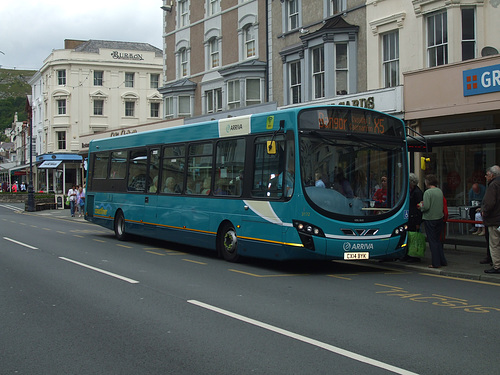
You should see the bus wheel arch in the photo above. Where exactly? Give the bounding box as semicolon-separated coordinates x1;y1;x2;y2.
217;221;240;262
114;209;128;241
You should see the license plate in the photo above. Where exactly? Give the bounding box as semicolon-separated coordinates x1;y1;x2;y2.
344;252;369;260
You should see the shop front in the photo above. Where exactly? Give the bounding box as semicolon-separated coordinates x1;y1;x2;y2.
36;154;83;194
404;55;500;218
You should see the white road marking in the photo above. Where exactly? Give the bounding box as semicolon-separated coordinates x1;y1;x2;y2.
188;300;419;375
59;257;140;284
0;204;23;212
3;237;38;250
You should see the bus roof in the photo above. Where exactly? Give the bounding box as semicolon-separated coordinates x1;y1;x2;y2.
88;106;401;152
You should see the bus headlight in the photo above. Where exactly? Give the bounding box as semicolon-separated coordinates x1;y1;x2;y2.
293;220;325;237
393;224;408;236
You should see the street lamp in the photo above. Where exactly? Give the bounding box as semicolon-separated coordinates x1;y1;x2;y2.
26;96;35;212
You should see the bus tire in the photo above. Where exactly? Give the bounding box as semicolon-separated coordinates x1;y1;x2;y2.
114;211;128;241
218;222;240;262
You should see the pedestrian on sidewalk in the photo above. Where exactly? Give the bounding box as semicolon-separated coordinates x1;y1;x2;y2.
419;174;447;268
481;165;500;274
403;173;423;263
67;185;77;217
468;183;486;234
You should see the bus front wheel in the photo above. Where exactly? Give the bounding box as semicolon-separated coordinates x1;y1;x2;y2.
218;223;240;262
114;211;127;241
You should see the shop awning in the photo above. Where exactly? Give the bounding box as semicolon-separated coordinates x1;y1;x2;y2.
8;163;30;172
38;160;62;169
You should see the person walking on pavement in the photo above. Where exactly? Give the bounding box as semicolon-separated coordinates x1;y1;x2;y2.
481;165;500;273
419;174;447;268
67;185;77;217
403;173;423;263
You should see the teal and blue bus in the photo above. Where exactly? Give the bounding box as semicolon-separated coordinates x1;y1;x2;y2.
85;106;409;262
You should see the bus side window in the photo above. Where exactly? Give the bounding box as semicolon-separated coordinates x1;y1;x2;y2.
215;139;245;197
109;151;127;179
148;148;160;193
162;145;185;195
93;152;109;179
128;149;148;192
188;142;213;196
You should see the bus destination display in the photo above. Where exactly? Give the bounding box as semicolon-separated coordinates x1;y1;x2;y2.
299;108;402;136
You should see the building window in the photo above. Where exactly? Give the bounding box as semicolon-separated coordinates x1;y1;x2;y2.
209;38;219;69
427;11;448;67
227;80;241;109
288;0;299;30
246;79;261;106
57;99;66;115
94;100;104;115
150;102;160;117
208;0;219;16
57;70;66;85
335;44;348;94
179;0;189;27
206;88;222;113
331;0;346;15
165;97;174;118
179;96;191;117
244;25;256;59
94;71;103;86
382;31;399;88
290;61;302;104
312;46;325;99
57;131;66;150
461;8;475;61
125;101;135;117
125;72;135;88
180;48;188;77
150;74;160;89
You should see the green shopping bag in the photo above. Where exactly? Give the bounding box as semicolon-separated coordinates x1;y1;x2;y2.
407;231;426;258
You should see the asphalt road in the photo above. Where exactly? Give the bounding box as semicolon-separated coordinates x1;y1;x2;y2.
1;205;499;374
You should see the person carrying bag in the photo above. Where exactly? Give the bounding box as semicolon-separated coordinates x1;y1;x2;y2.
405;173;425;261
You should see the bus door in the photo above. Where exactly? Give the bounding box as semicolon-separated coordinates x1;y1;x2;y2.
144;148;161;237
126;148;149;235
241;135;296;257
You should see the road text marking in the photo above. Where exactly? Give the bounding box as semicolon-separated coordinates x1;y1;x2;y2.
376;283;500;313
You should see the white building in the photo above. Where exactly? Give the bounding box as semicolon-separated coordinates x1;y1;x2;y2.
28;39;164;193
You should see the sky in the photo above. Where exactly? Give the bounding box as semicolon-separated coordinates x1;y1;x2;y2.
0;1;163;71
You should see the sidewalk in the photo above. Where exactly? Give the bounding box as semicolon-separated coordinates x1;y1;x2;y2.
371;242;500;284
17;205;500;284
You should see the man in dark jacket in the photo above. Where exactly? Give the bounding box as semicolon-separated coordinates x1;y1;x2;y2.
403;173;423;262
481;165;500;273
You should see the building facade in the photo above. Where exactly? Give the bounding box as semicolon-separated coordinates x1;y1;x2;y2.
364;0;500;207
28;39;164;193
159;0;273;120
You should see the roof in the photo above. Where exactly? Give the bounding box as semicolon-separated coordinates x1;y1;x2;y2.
73;39;162;57
302;16;359;43
320;16;357;31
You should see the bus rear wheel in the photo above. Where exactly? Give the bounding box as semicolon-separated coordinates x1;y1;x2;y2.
219;223;240;262
114;211;127;241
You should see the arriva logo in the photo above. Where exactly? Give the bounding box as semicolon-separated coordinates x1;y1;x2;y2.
343;242;374;251
226;123;243;133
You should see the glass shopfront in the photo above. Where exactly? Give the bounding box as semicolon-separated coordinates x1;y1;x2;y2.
422;142;499;207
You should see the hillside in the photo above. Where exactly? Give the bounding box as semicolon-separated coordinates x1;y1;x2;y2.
0;68;36;138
